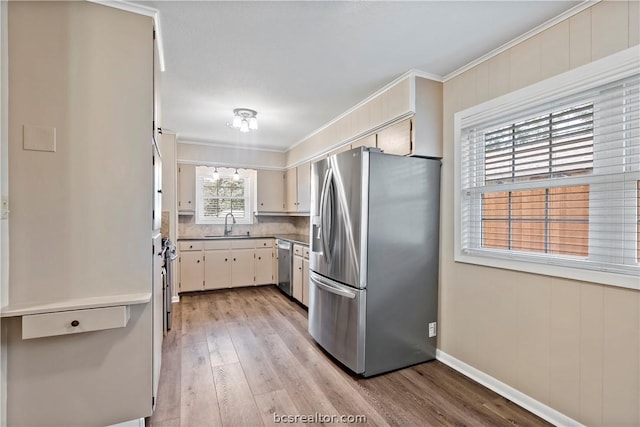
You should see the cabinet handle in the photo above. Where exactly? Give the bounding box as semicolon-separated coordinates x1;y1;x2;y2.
71;320;80;327
189;245;193;249
233;258;236;261
258;256;261;260
188;201;192;204
225;258;228;262
197;260;200;263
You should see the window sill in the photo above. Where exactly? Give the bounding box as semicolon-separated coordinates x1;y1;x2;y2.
454;252;639;291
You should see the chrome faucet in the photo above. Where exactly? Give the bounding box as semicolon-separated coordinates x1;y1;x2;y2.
224;213;236;236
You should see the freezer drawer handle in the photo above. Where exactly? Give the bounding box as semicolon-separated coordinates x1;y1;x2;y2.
310;272;356;299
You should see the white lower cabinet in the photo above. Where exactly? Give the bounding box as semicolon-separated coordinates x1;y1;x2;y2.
204;249;231;290
292;243;310;307
292;254;303;302
302;258;309;307
255;247;274;285
179;250;204;292
179;238;275;292
231;249;255;287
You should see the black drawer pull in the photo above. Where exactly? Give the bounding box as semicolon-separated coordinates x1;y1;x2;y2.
71;320;80;327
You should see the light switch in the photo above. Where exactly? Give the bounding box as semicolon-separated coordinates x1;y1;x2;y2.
23;125;56;152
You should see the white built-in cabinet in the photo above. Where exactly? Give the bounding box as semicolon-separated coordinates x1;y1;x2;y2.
178;239;275;292
304;74;442;160
177;163;196;215
291;244;310;307
256;170;286;212
285;163;311;213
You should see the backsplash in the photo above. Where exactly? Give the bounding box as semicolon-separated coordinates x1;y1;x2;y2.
179;214;309;238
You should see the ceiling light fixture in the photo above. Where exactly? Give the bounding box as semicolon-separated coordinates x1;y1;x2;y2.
228;108;258;132
233;169;240;181
212;167;220;181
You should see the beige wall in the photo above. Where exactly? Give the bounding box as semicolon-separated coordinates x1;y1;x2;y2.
439;2;640;426
6;2;155;424
178;140;286;170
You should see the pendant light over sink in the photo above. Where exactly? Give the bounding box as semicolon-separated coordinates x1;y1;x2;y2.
228;108;258;133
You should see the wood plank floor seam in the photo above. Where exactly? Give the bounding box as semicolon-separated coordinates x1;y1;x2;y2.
149;286;551;427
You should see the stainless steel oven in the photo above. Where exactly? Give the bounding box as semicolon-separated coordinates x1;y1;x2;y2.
276;239;292;296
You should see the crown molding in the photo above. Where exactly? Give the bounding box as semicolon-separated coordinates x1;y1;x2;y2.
87;0;165;72
442;0;599;82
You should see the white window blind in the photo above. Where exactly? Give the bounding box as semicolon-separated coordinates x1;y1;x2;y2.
460;73;640;280
195;166;254;225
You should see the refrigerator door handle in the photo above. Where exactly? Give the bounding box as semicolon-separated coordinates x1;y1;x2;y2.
310;271;356;299
319;168;333;262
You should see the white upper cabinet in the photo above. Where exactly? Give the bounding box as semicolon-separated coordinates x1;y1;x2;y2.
256;169;285;212
177;163;196;214
284;163;311;213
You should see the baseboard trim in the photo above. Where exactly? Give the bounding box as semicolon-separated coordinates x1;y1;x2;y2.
435;350;584;427
171;295;180;303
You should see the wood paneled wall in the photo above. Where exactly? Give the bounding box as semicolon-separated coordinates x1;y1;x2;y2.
440;2;640;426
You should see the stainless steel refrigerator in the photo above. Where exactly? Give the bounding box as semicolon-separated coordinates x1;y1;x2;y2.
308;147;440;377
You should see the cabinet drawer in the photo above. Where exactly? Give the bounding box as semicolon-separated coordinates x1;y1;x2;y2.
303;247;309;259
231;240;256;249
254;238;273;248
22;306;130;340
204;240;231;250
179;241;203;251
293;244;303;257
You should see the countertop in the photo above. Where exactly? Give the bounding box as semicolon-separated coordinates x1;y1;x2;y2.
177;233;310;245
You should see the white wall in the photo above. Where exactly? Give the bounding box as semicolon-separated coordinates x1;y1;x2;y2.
439;2;639;426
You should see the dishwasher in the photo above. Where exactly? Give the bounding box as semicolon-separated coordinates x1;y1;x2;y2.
276;239;292;296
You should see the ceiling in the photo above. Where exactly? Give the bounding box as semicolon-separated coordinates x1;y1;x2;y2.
140;1;582;151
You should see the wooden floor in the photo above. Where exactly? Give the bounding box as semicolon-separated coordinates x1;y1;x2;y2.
148;286;550;427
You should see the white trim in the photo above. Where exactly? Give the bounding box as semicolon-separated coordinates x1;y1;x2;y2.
409;68;443;83
87;0;165;72
443;0;599;82
436;350;585;427
171;295;180;304
178;138;286;153
454;47;640;291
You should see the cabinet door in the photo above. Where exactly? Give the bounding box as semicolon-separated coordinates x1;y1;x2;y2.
292;255;303;302
377;119;412;156
231;249;255;288
204;249;231;290
179;250;203;292
255;248;273;285
178;164;196;212
256;170;285;212
296;162;311;212
301;258;309;307
285;168;297;212
351;134;376;150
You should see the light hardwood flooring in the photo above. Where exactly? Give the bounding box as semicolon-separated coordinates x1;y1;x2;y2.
148;286;550;426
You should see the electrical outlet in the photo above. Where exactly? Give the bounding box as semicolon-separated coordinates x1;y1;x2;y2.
428;322;437;338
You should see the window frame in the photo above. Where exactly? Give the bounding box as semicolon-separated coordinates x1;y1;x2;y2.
195;166;254;225
454;47;640;290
